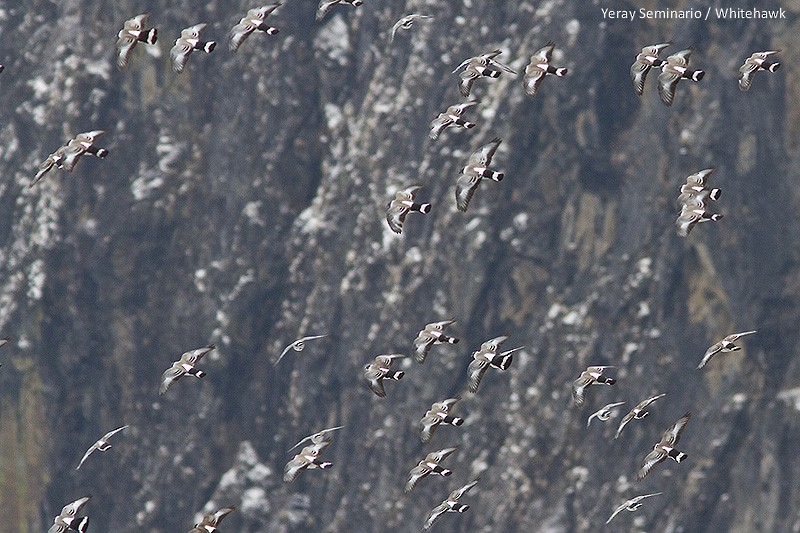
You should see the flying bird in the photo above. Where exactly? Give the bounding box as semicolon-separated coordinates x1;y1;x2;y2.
419;397;464;443
676;208;723;237
586;401;626;428
76;425;129;469
606;493;663;524
390;14;432;42
189;506;236;533
48;495;91;533
523;41;568;97
31;131;108;188
467;336;522;393
274;334;328;365
412;319;459;363
116;13;158;70
284;443;333;482
637;412;691;480
452;49;516;97
405;447;458;493
572;365;616;406
423;478;479;530
429;99;479;140
456;137;504;212
159;344;215;395
614;393;666;439
698;330;757;369
739;50;781;91
287;425;343;452
630;42;671;95
229;4;281;52
386;185;431;234
171;23;217;73
364;354;405;397
658;48;704;106
316;0;362;21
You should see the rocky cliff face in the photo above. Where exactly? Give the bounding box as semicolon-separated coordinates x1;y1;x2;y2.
1;0;799;531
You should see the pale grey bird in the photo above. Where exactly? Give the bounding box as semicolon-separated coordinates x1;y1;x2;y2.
386;185;431;234
274;334;328;365
606;493;663;524
229;4;281;52
739;50;780;91
637;412;691;480
587;401;626;428
429;99;479;140
572;365;616;406
467;336;522;393
419;397;464;443
316;0;362;21
523;41;568;97
658;48;704;106
456;137;504;212
48;495;91;533
423;478;479;530
76;425;129;469
614;393;666;439
405;447;458;493
284;443;333;482
452;49;517;97
171;23;217;73
630;42;671;95
159;344;215;395
412;319;459;363
390;14;432;42
287;425;343;452
364;354;405;397
189;506;236;533
0;336;9;349
116;13;158;70
697;330;757;369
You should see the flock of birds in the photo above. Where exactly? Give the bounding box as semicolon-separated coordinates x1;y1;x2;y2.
0;1;781;531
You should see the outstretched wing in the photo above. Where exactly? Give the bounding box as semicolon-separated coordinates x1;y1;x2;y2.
423;501;450;530
159;364;184;395
467;137;502;167
455;173;481;212
467;357;488;392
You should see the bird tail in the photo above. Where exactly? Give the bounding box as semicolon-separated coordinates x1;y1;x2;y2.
142;28;158;44
76;517;90;533
412;202;432;214
203;41;217;53
266;27;280;35
767;61;780;72
453;118;474;129
689;69;705;81
441;335;459;344
387;370;404;380
189;368;206;378
452;504;470;513
669;449;688;462
548;66;568;76
596;376;615;385
491;352;514;370
432;466;451;475
443;415;464;426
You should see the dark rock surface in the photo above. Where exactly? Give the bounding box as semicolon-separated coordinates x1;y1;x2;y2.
0;1;799;532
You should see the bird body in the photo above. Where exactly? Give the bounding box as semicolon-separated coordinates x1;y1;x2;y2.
739;50;780;91
171;23;216;73
658;48;704;106
456;137;503;212
76;425;129;469
412;319;459;363
606;493;662;524
386;185;431;234
630;42;671;95
452;49;516;97
615;393;666;438
572;365;616;406
698;330;757;368
423;478;479;529
523;41;568;97
637;412;691;480
405;447;458;493
116;13;157;70
229;4;281;52
364;354;405;397
159;344;215;395
429;100;478;140
274;334;327;365
467;336;521;393
419;397;463;443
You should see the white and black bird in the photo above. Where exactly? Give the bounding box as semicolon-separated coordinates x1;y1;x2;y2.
429;99;479;140
606;493;663;524
658;48;704;106
189;506;236;533
386;185;431;234
637;412;691;480
412;319;459;363
523;41;568;97
31;131;108;188
116;13;157;70
456;137;504;212
697;330;757;369
390;14;432;42
423;478;479;530
316;0;362;21
739;50;781;91
287;425;343;453
614;393;666;439
274;334;328;365
48;495;91;533
171;23;216;73
676;168;721;210
630;42;671;95
419;397;464;443
676;208;723;237
572;365;616;406
452;49;516;97
159;344;215;395
284;442;333;482
364;354;405;397
76;425;129;469
229;4;281;52
467;336;522;393
587;401;626;428
405;447;458;493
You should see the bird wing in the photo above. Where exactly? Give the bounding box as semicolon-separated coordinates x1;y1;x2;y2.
479;335;507;352
390;19;405;42
430;447;458;462
468;137;502;166
413;333;435;363
490;57;517;74
396;185;421;201
423;502;450;530
455;173;481;212
451;99;479;115
533;42;555;63
449;478;479;500
614;412;634;439
274;343;295;365
428;114;452;140
630;60;651;96
419;413;441;443
228;21;254;52
459;67;479;97
572;374;592;406
523;66;546;97
697;342;723;368
606;501;628;524
283;454;310;482
170;40;194;73
125;13;149;31
76;443;98;470
115;32;138;70
182;23;208;39
662;412;691;446
316;0;339;20
159;364;184;395
364;367;386;397
386;202;408;234
668;48;693;67
405;464;431;492
467;357;489;393
637;447;667;480
374;354;403;366
727;330;757;341
59;495;91;518
181;344;215;364
102;424;129;440
657;69;680;106
201;506;235;526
